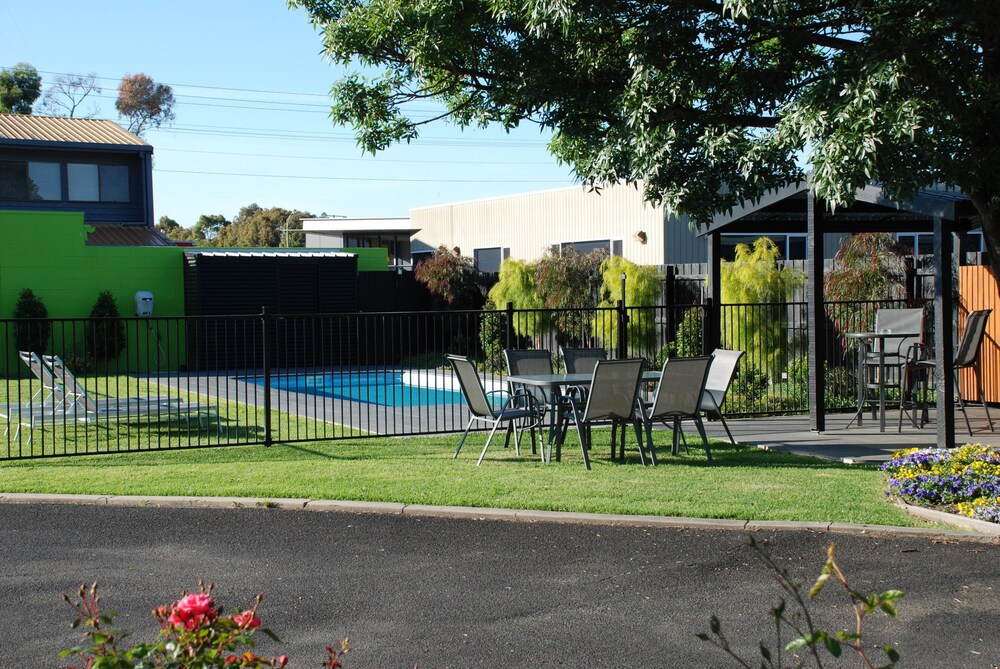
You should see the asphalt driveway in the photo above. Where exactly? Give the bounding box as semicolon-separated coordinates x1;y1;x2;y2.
2;502;999;668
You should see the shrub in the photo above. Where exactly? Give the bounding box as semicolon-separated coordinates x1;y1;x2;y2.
720;237;805;380
12;288;51;354
592;256;662;356
414;246;484;309
85;290;127;363
478;299;506;373
62;581;349;668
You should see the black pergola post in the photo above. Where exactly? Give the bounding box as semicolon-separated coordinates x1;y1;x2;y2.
705;231;722;354
933;215;957;449
806;193;826;431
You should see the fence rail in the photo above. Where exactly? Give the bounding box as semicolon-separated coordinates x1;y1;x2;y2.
0;299;929;460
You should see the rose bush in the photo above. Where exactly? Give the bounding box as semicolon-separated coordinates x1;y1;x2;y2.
62;582;348;669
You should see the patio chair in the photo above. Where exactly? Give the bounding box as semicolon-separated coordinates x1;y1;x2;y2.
902;309;994;435
561;347;607;375
504;349;574;453
862;307;924;420
448;354;541;465
563;358;646;469
699;349;744;445
643;356;714;464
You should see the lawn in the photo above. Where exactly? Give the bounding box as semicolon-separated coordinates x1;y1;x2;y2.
0;427;921;527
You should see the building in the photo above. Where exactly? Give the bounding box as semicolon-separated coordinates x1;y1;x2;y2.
0;114;169;245
302;217;417;269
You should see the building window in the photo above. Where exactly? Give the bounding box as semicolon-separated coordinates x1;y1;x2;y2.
67;163;129;202
474;247;508;273
897;231;984;255
720;234;807;261
0;160;61;201
558;239;621;256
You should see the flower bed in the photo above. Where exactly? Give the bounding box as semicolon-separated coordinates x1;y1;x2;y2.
882;444;1000;523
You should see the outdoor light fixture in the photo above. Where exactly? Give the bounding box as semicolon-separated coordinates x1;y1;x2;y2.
633;231;647;244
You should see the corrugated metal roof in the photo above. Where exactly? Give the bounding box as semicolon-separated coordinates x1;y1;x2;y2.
184;249;357;258
86;226;174;246
0;114;150;147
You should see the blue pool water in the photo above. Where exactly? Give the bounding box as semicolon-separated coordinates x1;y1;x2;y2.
264;371;465;407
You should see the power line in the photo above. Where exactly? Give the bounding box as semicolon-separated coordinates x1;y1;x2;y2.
160;147;555;166
155;168;572;184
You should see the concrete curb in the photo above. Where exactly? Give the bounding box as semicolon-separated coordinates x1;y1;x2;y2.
1;492;997;543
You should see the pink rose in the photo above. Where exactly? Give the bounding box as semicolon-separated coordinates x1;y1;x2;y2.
233;610;262;629
168;592;217;630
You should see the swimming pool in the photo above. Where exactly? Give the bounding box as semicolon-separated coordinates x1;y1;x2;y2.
263;371;466;407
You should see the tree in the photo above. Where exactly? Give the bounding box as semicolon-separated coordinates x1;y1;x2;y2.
291;0;1000;282
0;62;41;114
824;232;911;346
214;205;310;248
192;214;230;242
593;256;662;356
38;72;102;118
12;288;50;354
116;73;175;136
721;238;805;380
414;245;485;309
156;215;195;242
86;291;126;364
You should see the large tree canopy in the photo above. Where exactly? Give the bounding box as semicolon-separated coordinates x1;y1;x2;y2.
290;0;1000;278
0;62;42;114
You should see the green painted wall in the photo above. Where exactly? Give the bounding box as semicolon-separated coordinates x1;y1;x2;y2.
0;211;186;319
331;247;387;272
0;211;187;373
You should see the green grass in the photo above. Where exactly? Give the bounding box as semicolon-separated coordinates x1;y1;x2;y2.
0;427;921;527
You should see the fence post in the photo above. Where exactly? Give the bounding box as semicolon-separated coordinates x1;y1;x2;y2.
505;301;514;350
261;306;273;447
702;297;713;356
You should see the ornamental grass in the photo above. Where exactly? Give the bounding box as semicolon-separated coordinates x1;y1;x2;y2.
882;444;1000;523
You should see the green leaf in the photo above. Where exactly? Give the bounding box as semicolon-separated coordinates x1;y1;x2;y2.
710;615;721;634
823;634;842;657
885;645;900;662
878;600;899;617
785;631;821;651
881;589;905;601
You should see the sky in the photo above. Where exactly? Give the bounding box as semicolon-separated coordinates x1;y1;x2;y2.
0;0;579;227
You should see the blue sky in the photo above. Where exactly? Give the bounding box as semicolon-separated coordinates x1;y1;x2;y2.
0;0;578;226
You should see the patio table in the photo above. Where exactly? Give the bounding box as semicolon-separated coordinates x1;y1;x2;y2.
506;371;661;462
845;331;919;432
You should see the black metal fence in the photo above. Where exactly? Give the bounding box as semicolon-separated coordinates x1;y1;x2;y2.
0;298;926;460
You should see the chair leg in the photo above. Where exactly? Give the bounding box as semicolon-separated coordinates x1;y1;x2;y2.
694;416;712;464
955;369;974;436
503;422;514;450
454;418;475;458
976;366;995;432
477;419;506;466
634;418;656;467
632;419;647;466
573;413;591;470
671;418;681;456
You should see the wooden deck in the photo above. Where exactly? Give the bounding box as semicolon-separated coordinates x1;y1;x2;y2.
701;407;998;464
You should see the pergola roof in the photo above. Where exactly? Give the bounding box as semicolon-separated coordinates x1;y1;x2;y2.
702;181;980;235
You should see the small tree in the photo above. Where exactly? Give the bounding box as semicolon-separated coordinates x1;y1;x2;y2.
720;238;805;380
487;258;548;338
414;246;484;309
0;62;42;114
116;73;176;136
12;288;50;354
86;291;127;364
592;256;662;356
824;233;910;347
533;247;604;341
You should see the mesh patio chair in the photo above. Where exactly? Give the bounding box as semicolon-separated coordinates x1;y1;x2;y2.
448;354;541;465
861;308;925;420
561;347;607;375
903;309;994;435
563;358;646;469
503;349;569;455
643;356;714;464
699;349;744;445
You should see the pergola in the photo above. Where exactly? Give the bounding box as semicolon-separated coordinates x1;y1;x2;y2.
699;181;983;449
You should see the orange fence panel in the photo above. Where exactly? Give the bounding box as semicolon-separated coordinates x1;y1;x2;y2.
959;265;1000;404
